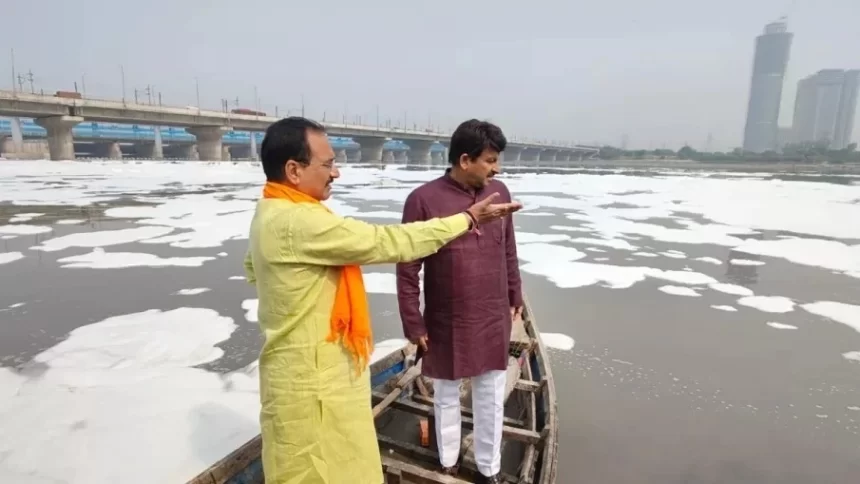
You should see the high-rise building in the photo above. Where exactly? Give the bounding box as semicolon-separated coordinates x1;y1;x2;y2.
741;20;794;153
835;70;859;149
791;69;860;149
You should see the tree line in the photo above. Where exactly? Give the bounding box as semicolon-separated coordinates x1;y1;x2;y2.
597;141;860;164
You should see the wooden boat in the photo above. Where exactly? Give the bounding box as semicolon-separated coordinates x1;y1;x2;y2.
188;294;557;483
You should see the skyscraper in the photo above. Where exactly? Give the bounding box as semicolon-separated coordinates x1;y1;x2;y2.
834;70;859;149
742;20;794;153
791;69;860;149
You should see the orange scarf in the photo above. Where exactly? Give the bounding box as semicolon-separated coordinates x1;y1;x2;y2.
262;181;373;374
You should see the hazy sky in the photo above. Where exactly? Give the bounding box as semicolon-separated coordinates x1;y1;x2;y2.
4;0;859;151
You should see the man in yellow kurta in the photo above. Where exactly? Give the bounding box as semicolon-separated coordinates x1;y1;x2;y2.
243;117;522;484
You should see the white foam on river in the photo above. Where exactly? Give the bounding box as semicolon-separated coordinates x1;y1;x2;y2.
57;249;214;269
2;160;860;481
0;308;254;484
31;226;175;252
0;224;52;235
0;252;24;265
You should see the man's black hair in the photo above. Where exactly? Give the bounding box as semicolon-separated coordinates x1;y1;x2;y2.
447;119;507;165
260;116;326;181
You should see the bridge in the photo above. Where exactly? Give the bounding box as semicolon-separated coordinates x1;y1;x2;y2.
0;118;434;161
0;90;599;164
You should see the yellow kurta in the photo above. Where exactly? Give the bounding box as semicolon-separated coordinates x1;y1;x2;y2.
243;198;469;484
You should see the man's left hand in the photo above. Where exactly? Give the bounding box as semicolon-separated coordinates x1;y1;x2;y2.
510;306;523;321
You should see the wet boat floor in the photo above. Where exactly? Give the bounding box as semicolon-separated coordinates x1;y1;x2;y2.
374;391;528;483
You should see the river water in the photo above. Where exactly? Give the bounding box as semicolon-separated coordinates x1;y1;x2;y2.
1;160;859;483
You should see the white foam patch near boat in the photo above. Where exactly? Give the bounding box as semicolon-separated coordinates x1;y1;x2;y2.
737;296;795;313
0;224;52;235
0;235;16;240
521;260;717;290
660;251;687;259
767;322;798;330
801;301;860;334
105;196;255;249
842;351;860;362
217;252;228;257
352;211;403;220
586;247;607;253
695;257;722;265
241;299;258;323
514;232;570;244
9;213;44;223
633;252;659;258
709;283;754;297
659;285;701;297
570;237;638;251
56;219;86;225
35;308;235;370
31;226;174;252
730;259;766;266
711;305;738;312
176;288;211;296
363;272;398;294
735;238;860;279
0;252;24;265
549;225;593;233
0;307;262;484
371;339;409;363
540;333;575;351
57;249;215;269
228;276;246;281
517;243;587;263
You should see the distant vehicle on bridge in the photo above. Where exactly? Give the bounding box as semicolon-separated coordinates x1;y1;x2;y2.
55;90;82;100
231;108;267;117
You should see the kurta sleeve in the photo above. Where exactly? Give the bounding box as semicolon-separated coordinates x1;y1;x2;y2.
243;248;256;284
284;204;469;266
505;208;523;308
396;191;429;340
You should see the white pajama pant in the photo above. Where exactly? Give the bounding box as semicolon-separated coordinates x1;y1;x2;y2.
433;369;506;477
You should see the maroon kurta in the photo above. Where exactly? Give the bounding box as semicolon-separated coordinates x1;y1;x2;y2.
396;171;523;380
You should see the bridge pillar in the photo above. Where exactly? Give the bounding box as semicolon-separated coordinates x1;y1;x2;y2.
404;140;433;165
187;126;230;161
0;136;13;156
135;141;164;160
96;142;123;160
345;148;361;163
540;149;557;165
520;148;541;166
353;136;387;164
230;145;253;160
34;116;83;161
436;142;450;166
556;151;571;163
249;132;259;161
383;150;396;163
335;149;348;164
431;151;444;165
221;146;232;161
503;147;522;164
395;151;407;163
166;144;198;160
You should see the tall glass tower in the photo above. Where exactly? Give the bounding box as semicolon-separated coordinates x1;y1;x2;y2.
741;20;793;153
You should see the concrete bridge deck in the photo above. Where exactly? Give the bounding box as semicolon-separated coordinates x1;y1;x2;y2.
0;90;598;162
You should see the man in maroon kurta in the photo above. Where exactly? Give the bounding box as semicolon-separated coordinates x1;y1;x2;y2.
396;119;522;484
